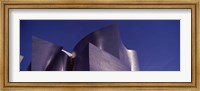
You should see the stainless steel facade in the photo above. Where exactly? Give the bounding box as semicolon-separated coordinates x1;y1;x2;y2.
25;25;138;71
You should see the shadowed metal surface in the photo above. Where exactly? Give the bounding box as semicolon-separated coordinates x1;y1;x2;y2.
45;51;69;71
31;37;69;71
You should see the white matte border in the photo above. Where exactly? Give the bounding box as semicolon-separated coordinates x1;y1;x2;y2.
9;9;191;82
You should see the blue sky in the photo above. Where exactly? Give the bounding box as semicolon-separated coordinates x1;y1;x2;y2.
20;20;180;71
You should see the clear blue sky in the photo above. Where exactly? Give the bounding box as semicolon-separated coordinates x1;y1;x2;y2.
20;20;180;71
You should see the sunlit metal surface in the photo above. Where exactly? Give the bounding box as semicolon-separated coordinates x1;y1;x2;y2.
20;55;23;63
89;43;129;71
127;50;139;71
62;49;72;57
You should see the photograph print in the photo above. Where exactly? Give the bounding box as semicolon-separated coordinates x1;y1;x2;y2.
20;20;180;71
